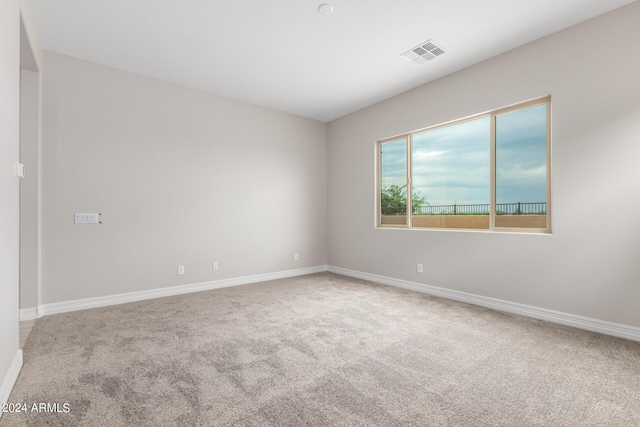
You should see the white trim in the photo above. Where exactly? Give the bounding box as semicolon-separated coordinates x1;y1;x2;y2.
328;266;640;342
0;350;23;415
19;307;39;321
38;266;328;317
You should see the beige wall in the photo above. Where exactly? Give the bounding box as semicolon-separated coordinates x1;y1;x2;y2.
0;0;21;397
328;2;640;327
381;215;547;230
20;69;39;310
411;215;490;230
40;52;328;304
1;0;40;405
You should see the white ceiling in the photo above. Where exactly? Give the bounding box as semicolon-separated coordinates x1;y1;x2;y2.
30;0;635;122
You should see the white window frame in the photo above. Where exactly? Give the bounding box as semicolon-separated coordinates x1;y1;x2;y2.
376;97;552;233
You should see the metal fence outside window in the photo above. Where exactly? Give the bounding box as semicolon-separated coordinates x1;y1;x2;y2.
382;202;546;216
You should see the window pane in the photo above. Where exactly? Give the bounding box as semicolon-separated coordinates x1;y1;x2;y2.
495;104;548;228
380;138;407;225
412;117;490;229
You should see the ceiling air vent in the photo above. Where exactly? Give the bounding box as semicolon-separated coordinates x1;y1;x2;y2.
401;40;446;65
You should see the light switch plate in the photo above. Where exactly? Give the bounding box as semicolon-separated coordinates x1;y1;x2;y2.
75;213;102;224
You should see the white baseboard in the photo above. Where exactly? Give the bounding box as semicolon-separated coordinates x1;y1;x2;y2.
328;266;640;342
19;307;39;321
37;265;329;317
0;350;23;414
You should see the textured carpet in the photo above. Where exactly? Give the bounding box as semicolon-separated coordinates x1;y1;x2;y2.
3;272;640;426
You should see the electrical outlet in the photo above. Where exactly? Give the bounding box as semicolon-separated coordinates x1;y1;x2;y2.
417;263;423;273
177;265;185;275
294;253;299;261
213;261;219;271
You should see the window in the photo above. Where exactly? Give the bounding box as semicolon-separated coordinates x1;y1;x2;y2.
377;97;551;232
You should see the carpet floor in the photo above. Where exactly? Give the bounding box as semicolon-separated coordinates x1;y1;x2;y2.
3;272;640;426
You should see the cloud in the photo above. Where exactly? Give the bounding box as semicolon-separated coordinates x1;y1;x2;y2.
380;103;548;206
380;138;407;187
495;104;547;203
411;117;490;205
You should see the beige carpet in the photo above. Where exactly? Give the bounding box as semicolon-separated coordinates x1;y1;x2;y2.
3;272;640;426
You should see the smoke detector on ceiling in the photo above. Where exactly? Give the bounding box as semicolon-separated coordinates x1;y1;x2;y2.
318;3;334;15
401;40;446;65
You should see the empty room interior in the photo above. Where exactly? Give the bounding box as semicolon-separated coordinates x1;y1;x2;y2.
2;0;640;425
